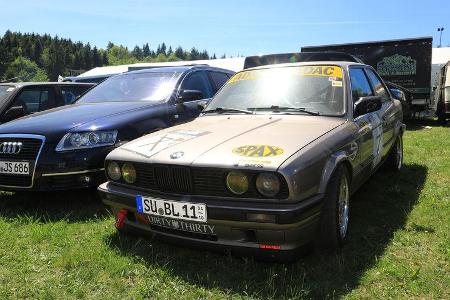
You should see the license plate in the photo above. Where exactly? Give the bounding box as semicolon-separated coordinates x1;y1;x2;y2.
136;195;207;223
0;161;30;175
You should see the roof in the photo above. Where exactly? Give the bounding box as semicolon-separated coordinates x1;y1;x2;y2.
302;36;433;50
242;60;365;71
122;65;234;76
0;82;94;87
77;58;244;78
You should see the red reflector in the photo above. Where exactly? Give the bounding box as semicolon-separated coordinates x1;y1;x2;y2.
259;244;281;250
115;208;127;229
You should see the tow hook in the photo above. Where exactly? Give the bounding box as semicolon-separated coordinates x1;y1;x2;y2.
115;208;127;229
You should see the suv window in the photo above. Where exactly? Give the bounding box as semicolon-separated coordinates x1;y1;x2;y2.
14;87;54;113
180;71;213;100
365;69;390;102
349;68;373;102
208;71;230;92
60;85;91;104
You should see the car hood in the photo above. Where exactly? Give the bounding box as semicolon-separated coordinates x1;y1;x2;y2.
0;101;164;135
112;114;346;170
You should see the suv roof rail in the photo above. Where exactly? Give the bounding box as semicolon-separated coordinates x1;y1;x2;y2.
243;51;363;69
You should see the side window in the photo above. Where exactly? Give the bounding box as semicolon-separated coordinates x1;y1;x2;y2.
13;88;54;113
349;68;373;102
60;86;91;105
208;71;230;93
180;71;213;100
365;69;390;102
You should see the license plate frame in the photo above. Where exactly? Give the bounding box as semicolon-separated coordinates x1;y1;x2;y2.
136;195;207;223
0;161;31;175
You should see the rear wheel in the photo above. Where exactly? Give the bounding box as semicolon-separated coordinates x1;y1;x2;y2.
316;165;350;251
386;135;403;171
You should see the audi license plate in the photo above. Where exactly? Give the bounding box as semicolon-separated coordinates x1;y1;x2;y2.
0;161;30;175
136;195;207;223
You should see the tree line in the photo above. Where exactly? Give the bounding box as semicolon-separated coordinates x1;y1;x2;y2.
0;30;220;81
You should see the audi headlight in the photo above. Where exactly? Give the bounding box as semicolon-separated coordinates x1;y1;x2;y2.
56;130;118;151
256;173;280;197
226;171;249;195
107;161;121;181
121;163;136;184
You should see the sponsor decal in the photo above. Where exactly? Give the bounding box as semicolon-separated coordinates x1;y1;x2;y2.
377;54;417;76
232;145;284;157
145;215;215;235
332;80;343;87
228;66;343;84
123;129;210;158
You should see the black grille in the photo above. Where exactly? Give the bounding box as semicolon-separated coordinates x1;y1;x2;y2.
0;138;42;160
122;163;289;199
0;137;43;188
0;175;32;187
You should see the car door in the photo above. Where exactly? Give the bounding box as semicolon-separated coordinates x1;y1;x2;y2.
175;70;214;122
349;67;380;180
364;68;396;158
207;71;231;93
57;85;93;106
9;86;56;115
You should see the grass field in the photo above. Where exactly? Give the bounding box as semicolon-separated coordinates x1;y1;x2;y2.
0;120;449;299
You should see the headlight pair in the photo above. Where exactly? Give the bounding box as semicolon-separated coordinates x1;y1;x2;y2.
56;130;118;151
107;161;136;184
226;171;281;197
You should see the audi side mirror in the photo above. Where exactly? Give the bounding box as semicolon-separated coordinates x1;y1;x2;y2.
354;96;382;118
178;89;204;103
2;106;25;123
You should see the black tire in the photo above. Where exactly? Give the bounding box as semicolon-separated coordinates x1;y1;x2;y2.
385;134;403;171
316;165;350;252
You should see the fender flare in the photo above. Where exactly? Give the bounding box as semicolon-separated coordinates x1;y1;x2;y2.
318;150;353;194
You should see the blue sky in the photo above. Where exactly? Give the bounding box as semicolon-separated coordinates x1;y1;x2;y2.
1;0;449;56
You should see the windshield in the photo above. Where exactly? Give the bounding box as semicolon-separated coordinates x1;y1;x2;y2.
0;85;15;103
78;71;181;103
207;65;345;116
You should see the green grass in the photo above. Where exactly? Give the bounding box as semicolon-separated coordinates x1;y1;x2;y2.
0;120;449;299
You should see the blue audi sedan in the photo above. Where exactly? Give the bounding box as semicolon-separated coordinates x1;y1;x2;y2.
0;65;233;191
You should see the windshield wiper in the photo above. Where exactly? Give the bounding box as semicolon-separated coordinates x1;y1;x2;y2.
248;105;321;116
202;107;253;114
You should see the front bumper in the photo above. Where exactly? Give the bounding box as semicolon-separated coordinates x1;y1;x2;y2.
99;182;324;256
0;142;113;191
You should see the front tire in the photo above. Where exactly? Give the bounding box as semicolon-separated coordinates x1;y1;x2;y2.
316;165;350;252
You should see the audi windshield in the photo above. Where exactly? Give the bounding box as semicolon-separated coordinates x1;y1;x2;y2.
78;71;182;103
206;65;345;116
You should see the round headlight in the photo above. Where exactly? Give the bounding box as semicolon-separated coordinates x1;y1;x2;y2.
226;171;249;195
122;163;136;184
256;173;280;197
107;161;121;181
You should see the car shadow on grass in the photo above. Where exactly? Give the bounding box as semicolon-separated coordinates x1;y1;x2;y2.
0;189;108;223
105;164;427;299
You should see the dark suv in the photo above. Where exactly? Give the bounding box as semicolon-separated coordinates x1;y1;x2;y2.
0;65;233;191
0;82;94;123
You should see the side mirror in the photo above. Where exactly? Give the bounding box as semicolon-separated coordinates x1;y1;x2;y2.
389;88;406;101
197;99;209;111
354;96;382;118
178;89;203;103
2;105;25;122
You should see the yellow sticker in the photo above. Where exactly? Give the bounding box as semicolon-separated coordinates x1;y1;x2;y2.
228;65;343;84
298;66;343;78
232;145;284;157
227;70;258;84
